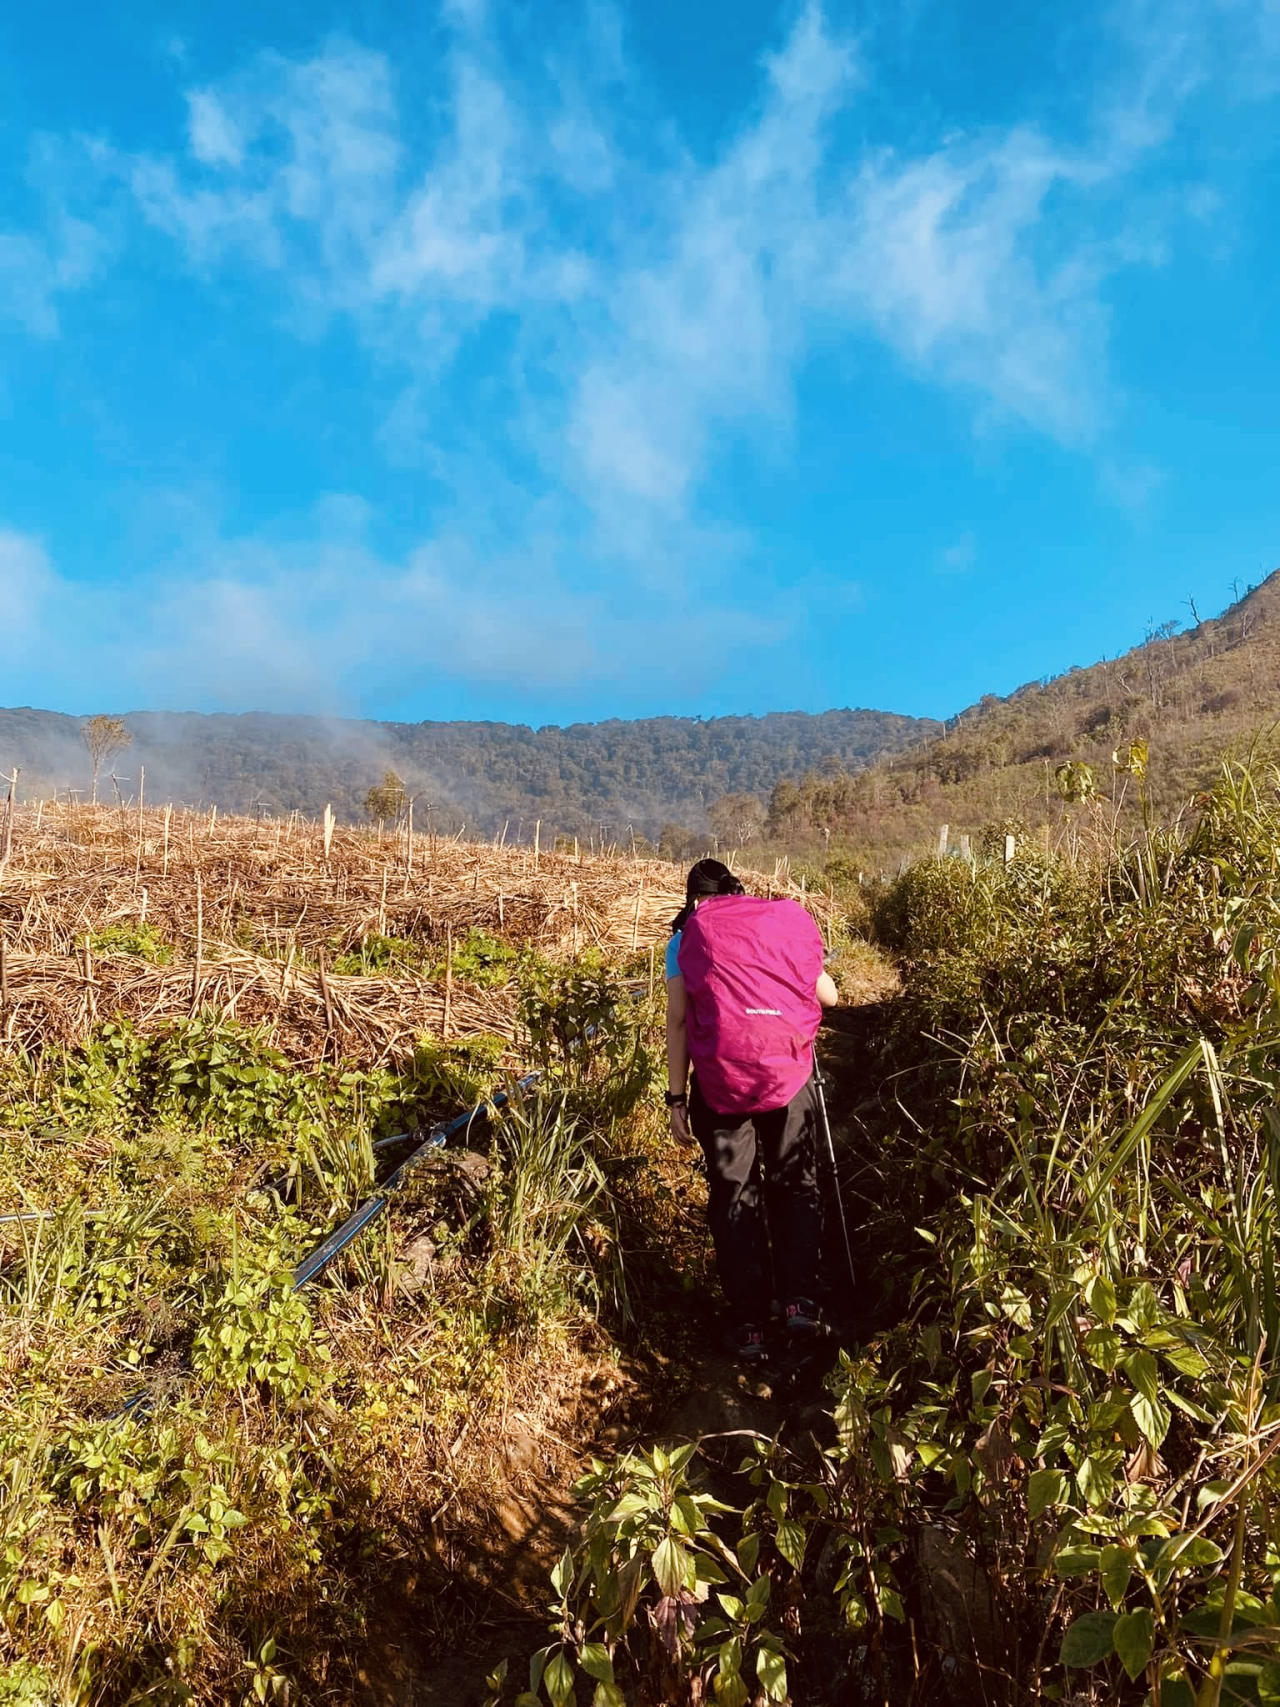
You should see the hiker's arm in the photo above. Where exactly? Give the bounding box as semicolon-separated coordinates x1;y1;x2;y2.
665;975;694;1144
816;971;839;1008
666;974;689;1093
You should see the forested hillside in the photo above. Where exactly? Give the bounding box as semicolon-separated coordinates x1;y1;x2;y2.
764;572;1280;863
0;705;935;840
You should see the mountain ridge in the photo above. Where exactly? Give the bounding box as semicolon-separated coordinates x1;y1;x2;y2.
765;569;1280;860
0;703;938;841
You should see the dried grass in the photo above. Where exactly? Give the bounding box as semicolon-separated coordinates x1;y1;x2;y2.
0;802;835;1064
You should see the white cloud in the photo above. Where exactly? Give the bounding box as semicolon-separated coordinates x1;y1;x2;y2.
105;0;1269;502
0;530;56;629
938;532;976;574
0;209;104;337
7;0;1279;712
0;505;782;715
566;4;860;512
186;91;246;168
1099;457;1165;514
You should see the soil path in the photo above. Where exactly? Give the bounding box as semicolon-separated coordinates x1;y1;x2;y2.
361;957;903;1706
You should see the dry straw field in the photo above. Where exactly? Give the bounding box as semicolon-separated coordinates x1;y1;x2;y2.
0;798;833;1065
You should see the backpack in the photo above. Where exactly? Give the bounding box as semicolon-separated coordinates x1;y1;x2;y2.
678;894;824;1116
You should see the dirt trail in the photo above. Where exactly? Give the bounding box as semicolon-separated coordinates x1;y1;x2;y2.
363;955;904;1706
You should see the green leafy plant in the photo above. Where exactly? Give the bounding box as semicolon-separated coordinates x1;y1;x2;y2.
488;1443;793;1707
89;921;175;964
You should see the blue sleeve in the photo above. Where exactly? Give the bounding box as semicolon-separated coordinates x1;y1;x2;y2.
665;932;682;980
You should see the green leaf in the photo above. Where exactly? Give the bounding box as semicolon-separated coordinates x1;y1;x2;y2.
592;1686;626;1707
776;1519;806;1570
529;1646;551;1696
544;1651;575;1707
756;1645;788;1703
1059;1609;1118;1667
579;1644;613;1685
1153;1533;1224;1574
1131;1389;1171;1450
1258;1660;1280;1705
1113;1609;1153;1682
670;1496;702;1537
746;1574;771;1608
1100;1544;1132;1609
1037;1421;1070;1458
714;1672;749;1707
550;1549;573;1599
651;1536;689;1598
1046;1286;1077;1328
1085;1273;1117;1326
1159;1674;1195;1707
1077;1455;1116;1509
1124;1349;1160;1403
736;1533;761;1576
1084;1328;1123;1372
999;1285;1031;1328
1028;1468;1067;1520
1054;1546;1102;1576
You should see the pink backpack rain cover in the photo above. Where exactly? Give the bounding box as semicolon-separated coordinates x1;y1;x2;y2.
678;894;824;1116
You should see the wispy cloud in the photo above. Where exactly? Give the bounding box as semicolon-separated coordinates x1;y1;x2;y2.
0;210;103;337
6;0;1278;712
937;532;977;574
3;502;785;716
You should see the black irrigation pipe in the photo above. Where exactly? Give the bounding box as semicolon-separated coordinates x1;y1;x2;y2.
289;985;653;1288
290;1070;542;1289
91;987;651;1419
109;1069;546;1421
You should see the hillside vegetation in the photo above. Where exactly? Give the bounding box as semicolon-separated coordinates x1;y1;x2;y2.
0;708;936;844
485;751;1280;1706
9;762;1280;1701
764;573;1280;865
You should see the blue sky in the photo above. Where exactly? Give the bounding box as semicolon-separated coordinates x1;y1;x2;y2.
1;0;1278;726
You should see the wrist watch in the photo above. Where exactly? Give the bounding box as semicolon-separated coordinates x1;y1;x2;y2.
664;1089;687;1107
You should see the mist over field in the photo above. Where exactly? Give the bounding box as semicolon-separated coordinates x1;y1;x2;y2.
0;703;938;839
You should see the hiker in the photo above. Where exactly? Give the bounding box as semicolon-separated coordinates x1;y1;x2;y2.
664;859;839;1362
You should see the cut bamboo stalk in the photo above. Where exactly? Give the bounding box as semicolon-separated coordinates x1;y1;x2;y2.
0;768;17;869
317;949;335;1053
192;871;203;1008
84;934;96;1026
133;766;145;890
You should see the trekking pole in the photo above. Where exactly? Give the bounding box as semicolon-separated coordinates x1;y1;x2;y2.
813;1055;858;1297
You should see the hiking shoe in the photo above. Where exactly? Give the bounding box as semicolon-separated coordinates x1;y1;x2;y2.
733;1323;767;1364
784;1298;822;1337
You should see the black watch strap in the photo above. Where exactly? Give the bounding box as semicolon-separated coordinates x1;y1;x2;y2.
664;1089;687;1107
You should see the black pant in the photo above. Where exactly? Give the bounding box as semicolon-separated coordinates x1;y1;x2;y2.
690;1075;821;1326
